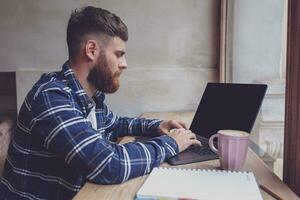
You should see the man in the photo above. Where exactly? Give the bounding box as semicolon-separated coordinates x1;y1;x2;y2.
0;6;201;199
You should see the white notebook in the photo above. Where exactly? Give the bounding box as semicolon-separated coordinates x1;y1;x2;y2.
136;167;263;200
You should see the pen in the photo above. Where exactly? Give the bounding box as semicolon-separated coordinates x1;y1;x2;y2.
259;184;284;200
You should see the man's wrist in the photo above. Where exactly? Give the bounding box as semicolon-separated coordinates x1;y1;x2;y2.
147;119;163;136
157;135;179;157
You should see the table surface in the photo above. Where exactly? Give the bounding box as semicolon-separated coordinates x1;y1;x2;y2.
73;112;299;200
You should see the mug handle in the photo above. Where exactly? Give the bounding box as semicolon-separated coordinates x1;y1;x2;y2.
209;134;219;154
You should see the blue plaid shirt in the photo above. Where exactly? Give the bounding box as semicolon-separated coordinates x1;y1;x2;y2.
0;62;178;200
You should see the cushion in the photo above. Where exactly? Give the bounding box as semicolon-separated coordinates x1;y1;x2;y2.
0;119;13;176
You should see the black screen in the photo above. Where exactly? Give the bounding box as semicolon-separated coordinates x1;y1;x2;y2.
190;83;267;139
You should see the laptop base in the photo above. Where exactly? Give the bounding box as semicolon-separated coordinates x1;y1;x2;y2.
167;150;218;165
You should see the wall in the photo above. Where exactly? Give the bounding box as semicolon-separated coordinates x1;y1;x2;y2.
0;0;219;117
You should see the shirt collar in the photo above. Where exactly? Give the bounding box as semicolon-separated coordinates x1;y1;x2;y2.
61;61;105;112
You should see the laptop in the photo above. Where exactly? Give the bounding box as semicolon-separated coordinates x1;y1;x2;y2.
167;82;267;165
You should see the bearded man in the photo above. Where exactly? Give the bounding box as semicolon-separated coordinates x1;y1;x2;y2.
0;6;200;200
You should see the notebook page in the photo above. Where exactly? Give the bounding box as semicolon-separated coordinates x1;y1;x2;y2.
136;167;263;200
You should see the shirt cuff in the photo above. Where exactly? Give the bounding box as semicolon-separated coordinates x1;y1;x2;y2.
146;119;163;136
151;135;179;159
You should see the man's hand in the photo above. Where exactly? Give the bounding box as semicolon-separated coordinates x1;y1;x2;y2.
168;128;202;152
158;120;188;135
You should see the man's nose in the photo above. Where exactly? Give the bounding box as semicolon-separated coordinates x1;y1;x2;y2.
119;57;127;70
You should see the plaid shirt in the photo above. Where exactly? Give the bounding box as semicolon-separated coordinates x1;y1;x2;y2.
0;62;178;200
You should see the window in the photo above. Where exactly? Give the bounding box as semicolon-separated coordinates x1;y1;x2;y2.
220;0;287;180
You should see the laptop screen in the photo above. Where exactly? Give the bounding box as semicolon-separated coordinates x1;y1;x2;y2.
190;83;267;139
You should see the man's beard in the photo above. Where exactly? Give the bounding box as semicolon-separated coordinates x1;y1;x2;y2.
87;51;120;93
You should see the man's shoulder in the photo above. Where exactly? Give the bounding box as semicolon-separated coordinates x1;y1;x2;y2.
27;72;72;104
18;71;78;121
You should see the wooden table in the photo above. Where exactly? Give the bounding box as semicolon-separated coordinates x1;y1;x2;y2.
74;112;299;200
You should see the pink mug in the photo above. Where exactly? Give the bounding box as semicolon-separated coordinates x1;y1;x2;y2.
209;130;250;171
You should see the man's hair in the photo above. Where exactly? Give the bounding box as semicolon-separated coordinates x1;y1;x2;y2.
67;6;128;59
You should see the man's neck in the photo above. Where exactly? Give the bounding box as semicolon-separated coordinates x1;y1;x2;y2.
69;60;96;98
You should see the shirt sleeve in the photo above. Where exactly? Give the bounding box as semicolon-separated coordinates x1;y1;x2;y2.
30;87;178;184
102;104;163;139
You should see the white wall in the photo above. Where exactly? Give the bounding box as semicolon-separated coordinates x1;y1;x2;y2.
1;0;219;117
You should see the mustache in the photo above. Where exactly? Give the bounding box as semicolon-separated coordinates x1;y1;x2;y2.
114;71;121;77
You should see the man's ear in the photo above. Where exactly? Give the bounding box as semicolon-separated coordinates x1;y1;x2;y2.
85;40;99;61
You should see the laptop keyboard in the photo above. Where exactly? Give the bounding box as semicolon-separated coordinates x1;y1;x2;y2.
188;145;216;155
187;139;217;156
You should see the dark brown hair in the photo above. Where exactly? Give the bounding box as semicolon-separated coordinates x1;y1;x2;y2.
67;6;128;59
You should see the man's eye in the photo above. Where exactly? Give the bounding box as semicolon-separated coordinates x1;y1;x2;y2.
116;52;125;58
